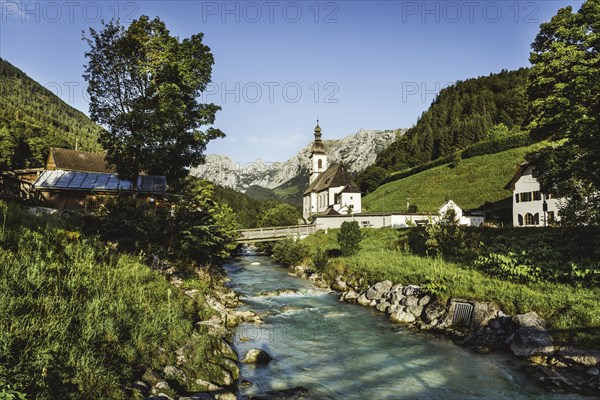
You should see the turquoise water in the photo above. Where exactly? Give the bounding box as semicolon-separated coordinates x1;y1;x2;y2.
225;251;585;400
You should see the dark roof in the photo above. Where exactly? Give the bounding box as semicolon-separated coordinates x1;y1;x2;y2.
304;164;359;195
33;170;167;193
49;148;114;173
504;162;531;190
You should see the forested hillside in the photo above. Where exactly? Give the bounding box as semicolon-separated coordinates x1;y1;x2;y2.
376;68;529;171
0;58;103;170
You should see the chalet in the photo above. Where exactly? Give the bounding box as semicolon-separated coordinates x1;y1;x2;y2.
30;148;167;211
504;162;562;227
302;122;362;221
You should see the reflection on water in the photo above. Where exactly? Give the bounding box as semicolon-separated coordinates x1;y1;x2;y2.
225;252;585;400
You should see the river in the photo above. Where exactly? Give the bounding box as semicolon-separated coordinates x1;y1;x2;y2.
224;250;585;399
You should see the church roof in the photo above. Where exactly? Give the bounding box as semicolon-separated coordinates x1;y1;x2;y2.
304;163;359;195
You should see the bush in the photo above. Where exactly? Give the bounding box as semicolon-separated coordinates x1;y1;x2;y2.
272;238;309;266
337;221;362;256
311;248;329;272
461;131;534;159
424;209;466;257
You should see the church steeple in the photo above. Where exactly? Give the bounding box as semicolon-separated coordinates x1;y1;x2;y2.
311;119;326;155
309;118;327;184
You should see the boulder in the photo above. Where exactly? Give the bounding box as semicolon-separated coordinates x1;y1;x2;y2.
402;285;420;296
241;348;273;364
512;312;546;330
509;327;554;357
357;293;372;306
132;380;150;394
558;349;600;367
376;302;391;313
471;302;501;330
405;296;419;307
408;305;423;318
342;289;359;302
331;277;348;291
390;308;416;324
389;291;405;305
366;280;393;300
418;294;432;307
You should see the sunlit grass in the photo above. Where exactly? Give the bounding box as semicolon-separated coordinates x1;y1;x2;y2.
0;202;216;399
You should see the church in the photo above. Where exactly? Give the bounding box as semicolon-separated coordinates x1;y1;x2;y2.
302;121;362;221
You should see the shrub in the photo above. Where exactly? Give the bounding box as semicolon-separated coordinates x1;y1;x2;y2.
272;238;309;266
424;209;466;257
311;248;329;272
337;221;362;256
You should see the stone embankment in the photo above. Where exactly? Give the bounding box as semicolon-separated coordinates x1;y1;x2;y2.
133;269;261;400
290;265;600;397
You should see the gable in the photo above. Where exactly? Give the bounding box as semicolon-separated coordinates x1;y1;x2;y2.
304;164;359;195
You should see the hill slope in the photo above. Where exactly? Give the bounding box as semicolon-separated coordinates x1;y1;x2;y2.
376;68;529;172
0;58;102;170
363;142;549;214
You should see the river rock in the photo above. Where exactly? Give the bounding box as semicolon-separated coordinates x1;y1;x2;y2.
418;294;432;307
403;285;420;296
509;327;554;357
390;308;416;324
471;302;501;330
389;291;405;305
376;301;391;313
214;392;237;400
408;305;423;317
242;348;273;364
132;380;150;394
332;276;348;291
341;289;359;302
405;296;419;307
558;349;600;367
366;280;393;300
512;312;546;330
357;293;372;306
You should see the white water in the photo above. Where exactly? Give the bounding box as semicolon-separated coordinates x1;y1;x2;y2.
225;252;585;399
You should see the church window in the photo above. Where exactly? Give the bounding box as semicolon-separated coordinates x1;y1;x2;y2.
318;159;322;170
533;191;541;201
518;214;523;226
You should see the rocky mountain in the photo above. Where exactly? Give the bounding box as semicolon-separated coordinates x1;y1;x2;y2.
192;129;402;195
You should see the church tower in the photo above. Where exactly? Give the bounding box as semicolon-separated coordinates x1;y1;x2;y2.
309;120;328;184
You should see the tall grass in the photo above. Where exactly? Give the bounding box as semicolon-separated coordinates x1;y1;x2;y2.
0;202;215;399
303;228;600;348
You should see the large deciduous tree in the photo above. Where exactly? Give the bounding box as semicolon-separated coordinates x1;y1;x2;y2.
83;16;224;190
525;0;600;225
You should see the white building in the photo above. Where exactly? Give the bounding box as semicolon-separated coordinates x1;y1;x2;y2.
505;162;562;227
303;121;362;221
313;200;484;229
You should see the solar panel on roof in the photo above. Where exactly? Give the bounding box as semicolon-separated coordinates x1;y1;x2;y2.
68;173;87;188
81;173;99;189
94;174;110;189
56;171;77;188
42;171;63;187
105;175;120;190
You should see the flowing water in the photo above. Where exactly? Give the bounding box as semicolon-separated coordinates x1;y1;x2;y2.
225;251;585;400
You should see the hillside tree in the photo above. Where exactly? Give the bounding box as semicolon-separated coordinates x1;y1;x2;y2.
525;0;600;225
83;16;223;190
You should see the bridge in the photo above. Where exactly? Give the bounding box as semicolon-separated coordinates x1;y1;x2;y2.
236;224;320;243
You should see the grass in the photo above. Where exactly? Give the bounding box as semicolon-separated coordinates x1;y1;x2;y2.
363;142;549;212
0;201;219;399
302;228;600;349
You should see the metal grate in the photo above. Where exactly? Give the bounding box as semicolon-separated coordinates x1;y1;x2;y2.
452;302;474;327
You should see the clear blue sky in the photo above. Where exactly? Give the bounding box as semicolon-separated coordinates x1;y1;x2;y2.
0;0;583;164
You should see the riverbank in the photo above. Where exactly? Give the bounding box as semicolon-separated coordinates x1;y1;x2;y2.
0;202;249;400
226;251;591;399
